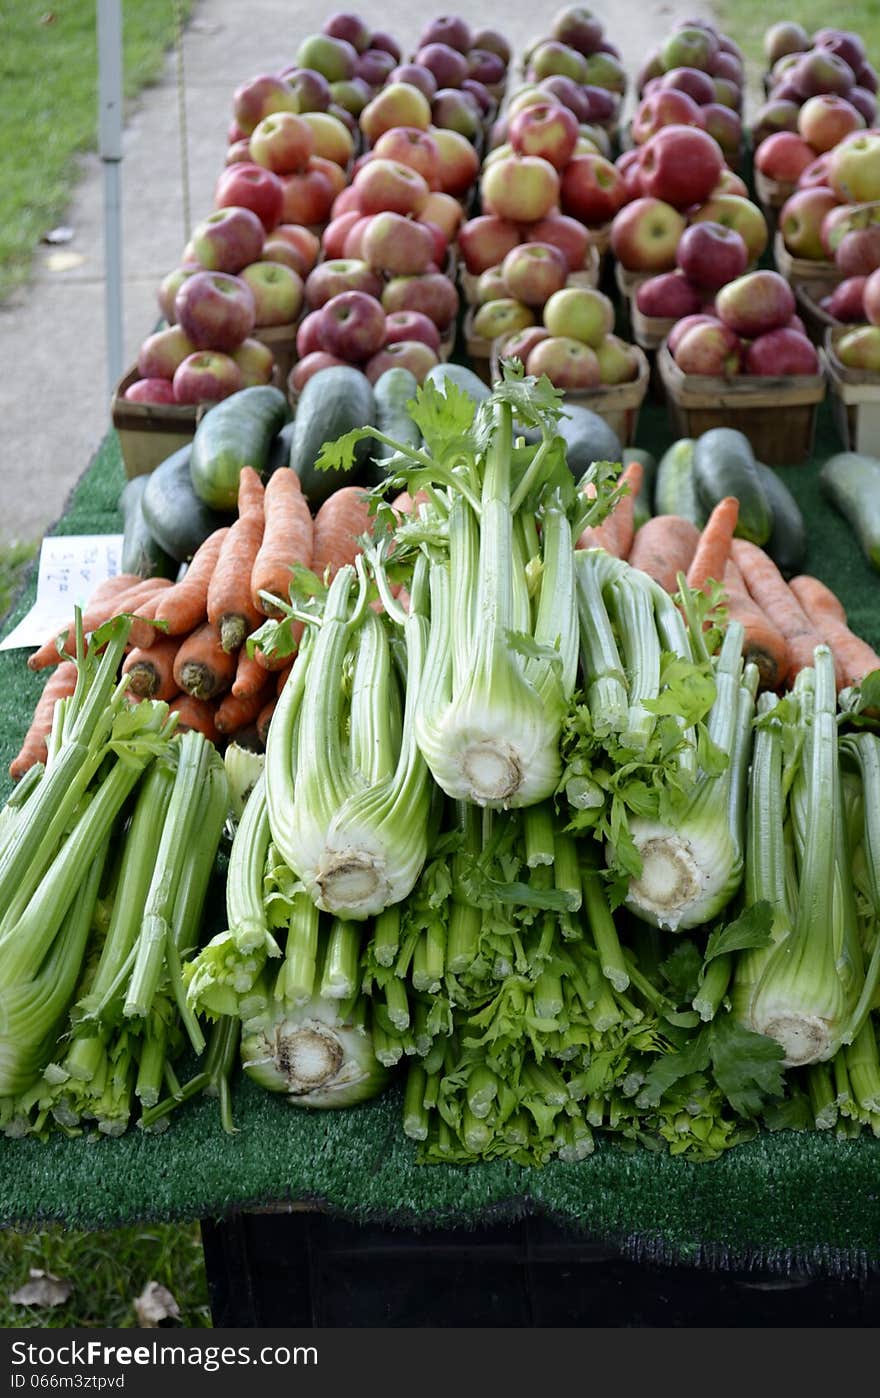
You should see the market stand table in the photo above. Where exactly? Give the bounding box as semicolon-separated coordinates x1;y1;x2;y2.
1;405;880;1327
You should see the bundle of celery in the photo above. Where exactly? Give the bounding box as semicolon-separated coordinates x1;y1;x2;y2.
0;613;232;1138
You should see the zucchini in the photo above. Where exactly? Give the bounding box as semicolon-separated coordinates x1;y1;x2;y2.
820;451;880;571
290;366;376;509
266;419;296;477
623;447;657;531
142;445;231;564
370;367;421;482
190;385;289;510
423;362;491;404
556;404;623;482
119;476;176;579
753;460;807;578
653;439;705;526
692;427;772;546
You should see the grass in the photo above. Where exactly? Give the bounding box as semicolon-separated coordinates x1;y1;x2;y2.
0;1221;211;1328
0;1;192;304
714;0;880;72
0;539;38;622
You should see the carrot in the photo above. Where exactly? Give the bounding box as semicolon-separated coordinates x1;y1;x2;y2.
722;559;790;693
168;693;219;744
9;661;79;780
730;539;827;686
250;467;314;618
789;574;880;689
686;496;740;594
627;514;701;593
206;468;266;652
152;527;230;637
27;577;170;671
231;644;271;700
215;679;274;735
172;622;238;701
576;460;644;558
256;697;276;747
121;634;181;701
312;486;373;580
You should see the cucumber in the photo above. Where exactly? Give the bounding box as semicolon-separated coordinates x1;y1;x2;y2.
190;385;289;510
265;419;296;477
653;439;705;526
119;476;176;579
290;366;376;509
556;405;623;482
423;362;490;404
142;445;231;564
753;460;807;578
623;447;657;530
692;427;772;546
820;451;880;571
370;367;421;482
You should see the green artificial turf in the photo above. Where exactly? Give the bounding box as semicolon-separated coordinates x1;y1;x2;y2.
0;411;879;1275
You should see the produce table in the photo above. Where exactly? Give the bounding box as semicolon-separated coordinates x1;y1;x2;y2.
2;395;880;1321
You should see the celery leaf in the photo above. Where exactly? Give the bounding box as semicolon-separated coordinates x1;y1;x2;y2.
703;900;774;965
707;1014;786;1117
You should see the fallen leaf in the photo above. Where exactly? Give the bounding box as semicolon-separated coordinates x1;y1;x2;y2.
134;1281;181;1327
45;251;85;273
9;1269;72;1308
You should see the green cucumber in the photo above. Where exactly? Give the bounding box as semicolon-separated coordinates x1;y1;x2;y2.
753;461;807;578
142;445;231;564
820;451;880;571
623;447;657;530
423;362;490;404
190;385;289;510
653;439;705;526
266;419;296;477
556;404;623;483
692;428;772;546
370;367;421;482
119;476;176;579
290;366;376;509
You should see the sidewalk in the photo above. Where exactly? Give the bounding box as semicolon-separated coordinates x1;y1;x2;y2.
0;0;714;547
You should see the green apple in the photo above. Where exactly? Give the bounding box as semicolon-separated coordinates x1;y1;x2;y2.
836;324;880;372
542;285;614;347
596;333;639;384
472;297;536;340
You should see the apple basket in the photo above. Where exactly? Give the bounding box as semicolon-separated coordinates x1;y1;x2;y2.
656;341;826;465
111;367;205;479
490;332;651;446
821;324;880;456
773;230;842;299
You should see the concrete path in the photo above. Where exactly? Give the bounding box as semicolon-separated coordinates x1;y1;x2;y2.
0;0;714;546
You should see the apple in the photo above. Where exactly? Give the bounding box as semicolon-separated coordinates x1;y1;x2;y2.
790;49;856;99
240;260;304;326
231;337;276;386
299;111;354;166
418;16;472;53
860;62;880;94
290;351;350;393
225;139;253;166
635;271;703;320
501;242;569;306
174;270;256;351
849;88;878;125
822;276;867;321
337;209;374;257
431;89;482;142
249;111;315;176
637;50;665;95
419;191;463;241
744;327;820;375
631;90;704;145
551;7;604;56
124;377;179;405
559;153;625;225
137;325;196;380
372;127;439;186
369;29;402;61
430;126;481;195
269;224;320;273
830;132;880;202
667;313;722;355
615;147;644;202
711;78;742;111
419;216;449;269
690;195;769;264
865;265;880;325
383;310;441;351
638;125;724;209
701;104;742;157
214;163;284;233
362;212;435;276
610;196;685;272
278;166;335;226
481;154;559;223
294;34;358;84
710;51;745;87
353;158;430;216
472;298;536;340
543;285;614;346
471;27;512;65
172;351;244;404
582;52;626;94
327;102;359;138
751;99;801;150
814;29;866;74
799;94;864;152
755;132;815;185
318;289;387;362
535;75;590;124
381;271;459;328
189;205;265;275
524;213;590;273
278;66;333;113
356;49;397;88
388;64;438;101
459;215;522;277
364;340;440;385
528;40;588;85
296;309;326;357
661;67;716;106
764;22;811;66
797;154;836;191
320;210;360;260
330;76;371;117
715;269;796;337
322;13;372;52
232;74;298;136
836;323;880;369
596;333;639;384
415;42;469;89
474;266;508;304
837;225;880;277
780;187;841;260
509;102;579;168
499;325;550;365
676;221;749;290
157;264;201;323
661;25;718;73
305;257;382;309
712;168;749;199
525;336;601;389
673;319;742;375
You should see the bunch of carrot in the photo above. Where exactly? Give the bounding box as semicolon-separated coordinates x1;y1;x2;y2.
577;469;880;696
11;471;376;779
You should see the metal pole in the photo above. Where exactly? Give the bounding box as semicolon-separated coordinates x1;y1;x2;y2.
96;0;124;398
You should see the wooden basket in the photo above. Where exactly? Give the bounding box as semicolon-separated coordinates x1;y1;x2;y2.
614;262;653;301
754;168;796;212
253;321;299;387
111;367;203;479
822;325;880;455
773;230;842;297
490;335;650;445
630;301;677;353
656;342;826;465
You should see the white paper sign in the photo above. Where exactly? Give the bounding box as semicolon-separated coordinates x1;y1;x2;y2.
0;534;125;652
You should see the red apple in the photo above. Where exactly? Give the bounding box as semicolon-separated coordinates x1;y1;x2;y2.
322;210;364;259
233;74;298;136
864;265;880;325
752;99;801;150
501;242;569;306
481;154;560;223
249;112;315;176
214;162;284;232
636;270;703;319
790;49;856;99
269;224;321;273
860;62;879;94
356;49;397;88
471;27;512;65
508;102;579;168
559;153;625;226
189;206;265;275
850;87;878;125
323;13;373;53
823;276;867;321
467;48;506;86
305;257;382;309
383;310;441;351
798;93;864;153
744;327;820;375
701;103;742;157
712;168;749;198
418;219;449;269
690;195;769;264
536;74;591;123
372;127;440;185
667;312;722;355
415;42;469;89
764;22;811;66
172;351;244;403
174;270;256;351
310;154;348;199
797;154;836;191
525;336;601;389
715;269;796;337
616;147;644;201
420;191;463;242
458;214;521;274
610;196;686;273
710;51;744;87
381;271;459;328
319;289;387;361
550;6;603;57
290;351;350;392
431;88;482;142
387;64;438;101
631;90;704;145
672;320;741;375
296;309;326;357
226;139;253;167
837;225;880;277
780;187;841;260
240;260;304;326
124;377;179;405
542;285;614;346
365;340;439;384
330;186;363;219
660;66;716;105
231;337;275;386
474;267;508;304
676;221;749;290
137;324;196;379
342;215;373;259
353;158;430;215
813;29;865;75
431;126;481;195
638;125;724;209
362;212;435;275
499;325;550;366
524;213;590;273
278;66;333;114
279;167;335;225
